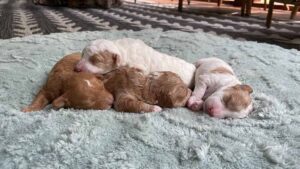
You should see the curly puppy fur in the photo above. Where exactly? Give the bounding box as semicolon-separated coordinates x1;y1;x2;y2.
101;66;191;113
22;53;113;112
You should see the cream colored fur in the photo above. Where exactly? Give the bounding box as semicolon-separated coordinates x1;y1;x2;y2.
188;57;253;118
82;38;196;88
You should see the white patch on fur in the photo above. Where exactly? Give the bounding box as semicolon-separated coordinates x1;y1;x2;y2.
152;105;162;112
77;58;104;74
84;79;93;87
192;57;253;118
84;61;103;74
82;39;121;59
149;72;163;79
81;38;196;87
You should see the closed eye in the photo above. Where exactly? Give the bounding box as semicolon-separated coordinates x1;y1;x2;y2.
90;55;104;64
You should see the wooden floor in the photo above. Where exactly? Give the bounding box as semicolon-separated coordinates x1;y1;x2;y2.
1;0;299;49
134;0;300;21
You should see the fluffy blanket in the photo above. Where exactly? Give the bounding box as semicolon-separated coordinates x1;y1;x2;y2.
0;29;299;169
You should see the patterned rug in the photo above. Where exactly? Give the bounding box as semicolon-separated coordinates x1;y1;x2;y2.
1;30;300;169
0;0;300;50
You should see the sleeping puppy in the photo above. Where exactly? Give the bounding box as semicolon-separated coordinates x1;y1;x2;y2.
187;57;253;118
22;53;113;112
75;38;196;88
101;66;191;113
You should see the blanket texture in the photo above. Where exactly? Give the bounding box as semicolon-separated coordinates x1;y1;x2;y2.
0;29;299;169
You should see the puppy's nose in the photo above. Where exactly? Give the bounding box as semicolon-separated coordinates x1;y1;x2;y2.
207;107;215;116
75;60;85;72
74;66;82;72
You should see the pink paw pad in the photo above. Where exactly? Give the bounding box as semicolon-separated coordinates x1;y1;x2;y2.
152;105;162;112
187;96;203;111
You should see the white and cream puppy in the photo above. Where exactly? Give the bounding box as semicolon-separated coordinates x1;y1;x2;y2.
75;38;196;88
187;57;253;118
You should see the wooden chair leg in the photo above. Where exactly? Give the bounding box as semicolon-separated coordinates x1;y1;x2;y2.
178;0;183;12
241;0;246;16
284;3;288;10
246;0;253;16
264;0;267;11
218;0;223;6
291;6;299;19
266;0;275;28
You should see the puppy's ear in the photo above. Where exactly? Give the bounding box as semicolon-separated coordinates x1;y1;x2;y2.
175;86;192;100
52;95;68;109
240;85;253;94
112;54;121;66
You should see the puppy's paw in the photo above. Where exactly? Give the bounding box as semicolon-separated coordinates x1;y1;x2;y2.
152;105;162;112
187;96;203;111
21;105;43;112
187;96;197;107
189;101;203;111
21;106;34;112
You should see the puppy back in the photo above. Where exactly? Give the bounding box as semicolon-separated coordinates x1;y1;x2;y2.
103;66;146;96
50;52;81;75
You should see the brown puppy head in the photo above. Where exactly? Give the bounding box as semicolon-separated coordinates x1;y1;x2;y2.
149;72;192;108
75;50;120;74
223;84;253;112
52;72;113;110
204;84;253;118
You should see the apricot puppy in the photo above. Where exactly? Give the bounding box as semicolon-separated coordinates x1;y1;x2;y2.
102;66;191;113
187;57;253;118
22;53;113;112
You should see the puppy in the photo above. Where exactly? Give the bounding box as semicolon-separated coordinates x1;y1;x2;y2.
22;53;113;112
101;66;191;113
187;57;253;118
75;38;196;88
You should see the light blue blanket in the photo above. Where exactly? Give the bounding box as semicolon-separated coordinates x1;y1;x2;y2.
0;29;299;169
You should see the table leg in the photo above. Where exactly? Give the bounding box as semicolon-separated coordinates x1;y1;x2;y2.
291;6;299;19
218;0;223;7
178;0;183;12
245;0;252;16
241;0;246;16
266;0;275;28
